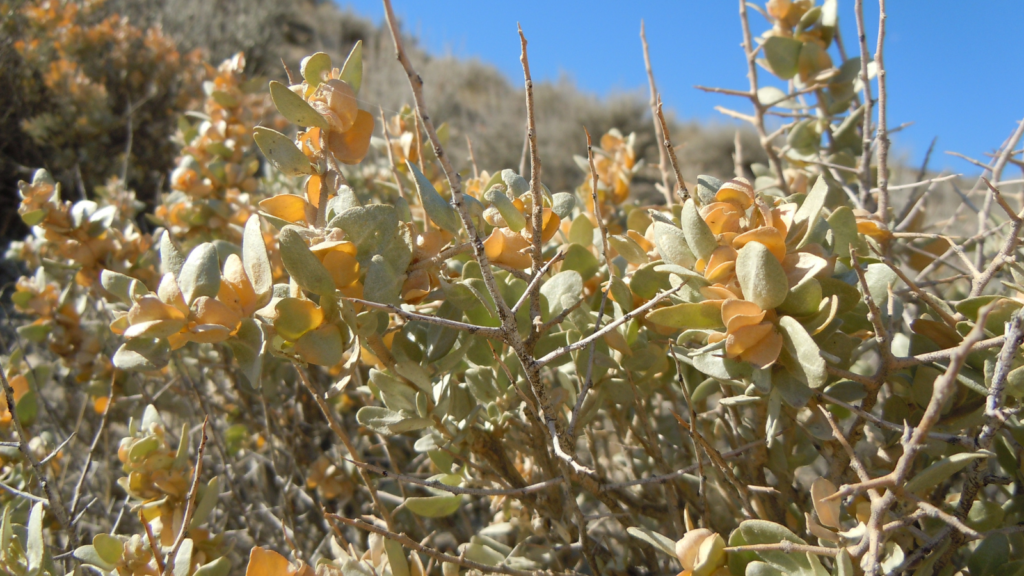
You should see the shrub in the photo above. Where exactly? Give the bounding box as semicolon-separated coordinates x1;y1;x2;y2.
3;1;1024;576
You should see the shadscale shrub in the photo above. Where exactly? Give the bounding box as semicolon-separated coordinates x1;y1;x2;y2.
3;1;1024;576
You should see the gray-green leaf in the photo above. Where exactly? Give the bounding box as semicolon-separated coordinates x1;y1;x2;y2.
551;192;576;219
178;243;221;304
269;81;327;129
777;316;827;388
652;222;697;268
763;36;803;80
26;502;43;573
405;495;462;518
278;226;336;296
340;41;363;94
301;52;332;88
626;527;676;557
736;242;788;311
113;338;170;371
253;127;314;177
681;199;717;261
409;162;461;234
243;215;273;307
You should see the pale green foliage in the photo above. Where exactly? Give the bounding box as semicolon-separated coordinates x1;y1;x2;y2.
3;1;1024;576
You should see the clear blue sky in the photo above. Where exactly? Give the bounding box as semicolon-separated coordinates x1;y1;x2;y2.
340;1;1023;174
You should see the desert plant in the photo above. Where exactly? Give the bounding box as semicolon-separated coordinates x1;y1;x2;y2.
3;1;1024;576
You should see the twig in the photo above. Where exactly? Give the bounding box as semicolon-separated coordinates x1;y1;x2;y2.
815;391;971;447
327;514;552;576
932;310;1024;571
874;0;890;221
382;0;517;338
854;0;875;207
640;20;674;206
379;106;412;207
70;383;114;519
564;129;617;440
534;286;682;367
347;458;563;496
142;510;164;573
162;417;208;576
466;134;479;179
969;179;1024;297
0;480;48;503
738;0;789;195
881;173;959;195
889;335;1006;370
175;356;261;546
604;437;766;488
976;119;1024;261
341;296;503;338
518;24;546;338
655;100;689;203
567;282;609;440
293;362;396;531
584;128;614;273
672;350;709;529
828;308;990;505
724;543;841;557
0;363;74;541
409;242;472;271
511;248;566;315
733;130;744;178
672;411;759;520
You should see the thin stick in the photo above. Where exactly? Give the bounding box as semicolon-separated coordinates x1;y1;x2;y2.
142;510;165;573
852;0;875;208
328;515;546;576
738;0;789;195
724;543;841;557
976;119;1024;261
0;480;47;503
70;382;115;519
379;107;412;207
534;286;682;366
815;391;971;447
881;173;960;194
381;0;517;338
605;437;766;489
640;20;674;206
347;458;563;496
564;129;618;440
874;0;890;221
672;411;759;520
0;364;73;540
672;350;709;529
733;130;744;179
466;134;479;179
293;362;396;531
409;242;472;270
655;99;690;203
341;297;503;338
511;248;566;314
518;24;545;337
932;311;1024;571
162;418;208;576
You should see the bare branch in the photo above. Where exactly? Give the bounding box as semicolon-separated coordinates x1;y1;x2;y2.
341;296;504;339
347;458;563;497
535;286;682;367
640;20;675;206
655;100;690;203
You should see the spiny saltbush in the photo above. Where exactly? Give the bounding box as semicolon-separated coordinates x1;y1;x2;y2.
4;1;1024;575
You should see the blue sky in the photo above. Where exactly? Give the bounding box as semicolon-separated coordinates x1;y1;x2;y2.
341;1;1023;174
